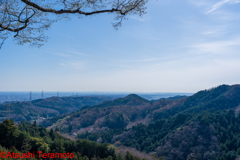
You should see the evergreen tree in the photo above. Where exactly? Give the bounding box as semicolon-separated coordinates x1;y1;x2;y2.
21;137;32;153
55;127;60;132
33;120;38;128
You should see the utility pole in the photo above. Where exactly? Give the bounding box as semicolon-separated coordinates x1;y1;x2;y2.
42;90;44;99
30;91;32;100
57;91;59;97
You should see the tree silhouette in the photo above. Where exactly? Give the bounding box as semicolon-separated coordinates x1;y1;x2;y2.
0;0;148;48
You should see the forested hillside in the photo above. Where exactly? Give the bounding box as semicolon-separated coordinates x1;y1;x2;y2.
41;94;186;133
153;84;240;120
0;119;146;160
78;110;240;160
45;85;240;136
0;96;113;122
75;85;240;160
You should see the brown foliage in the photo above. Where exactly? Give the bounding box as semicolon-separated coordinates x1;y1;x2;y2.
116;146;154;160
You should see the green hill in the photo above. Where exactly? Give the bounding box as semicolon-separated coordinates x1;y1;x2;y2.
153;84;240;120
73;84;240;160
0;96;113;122
45;85;240;137
0;119;132;160
89;94;150;109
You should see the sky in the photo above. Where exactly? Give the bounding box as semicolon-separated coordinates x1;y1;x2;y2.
1;0;240;93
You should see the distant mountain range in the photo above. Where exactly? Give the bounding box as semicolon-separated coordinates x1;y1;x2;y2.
0;92;192;103
42;84;240;135
0;93;191;122
0;96;115;121
40;94;189;131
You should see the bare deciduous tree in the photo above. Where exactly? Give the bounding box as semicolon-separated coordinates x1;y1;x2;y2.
0;0;148;48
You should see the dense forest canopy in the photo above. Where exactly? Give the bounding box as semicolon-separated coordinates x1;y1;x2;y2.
75;85;240;160
0;119;146;160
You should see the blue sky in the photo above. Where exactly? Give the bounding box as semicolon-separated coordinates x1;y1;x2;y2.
1;0;240;92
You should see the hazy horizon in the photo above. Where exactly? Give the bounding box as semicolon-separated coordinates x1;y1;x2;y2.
0;91;193;103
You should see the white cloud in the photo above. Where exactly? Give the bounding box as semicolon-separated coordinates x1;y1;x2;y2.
118;58;163;63
46;49;88;57
65;50;88;56
188;38;240;54
188;0;212;7
59;61;86;70
207;0;240;13
201;25;227;35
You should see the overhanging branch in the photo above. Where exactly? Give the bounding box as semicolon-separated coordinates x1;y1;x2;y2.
21;0;123;15
0;9;35;33
0;0;147;48
20;0;144;15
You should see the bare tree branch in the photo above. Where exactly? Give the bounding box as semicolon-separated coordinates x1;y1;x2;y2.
0;0;148;48
0;9;35;32
0;37;7;50
21;0;129;15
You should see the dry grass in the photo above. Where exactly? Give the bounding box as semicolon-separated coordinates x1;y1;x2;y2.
58;132;77;141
